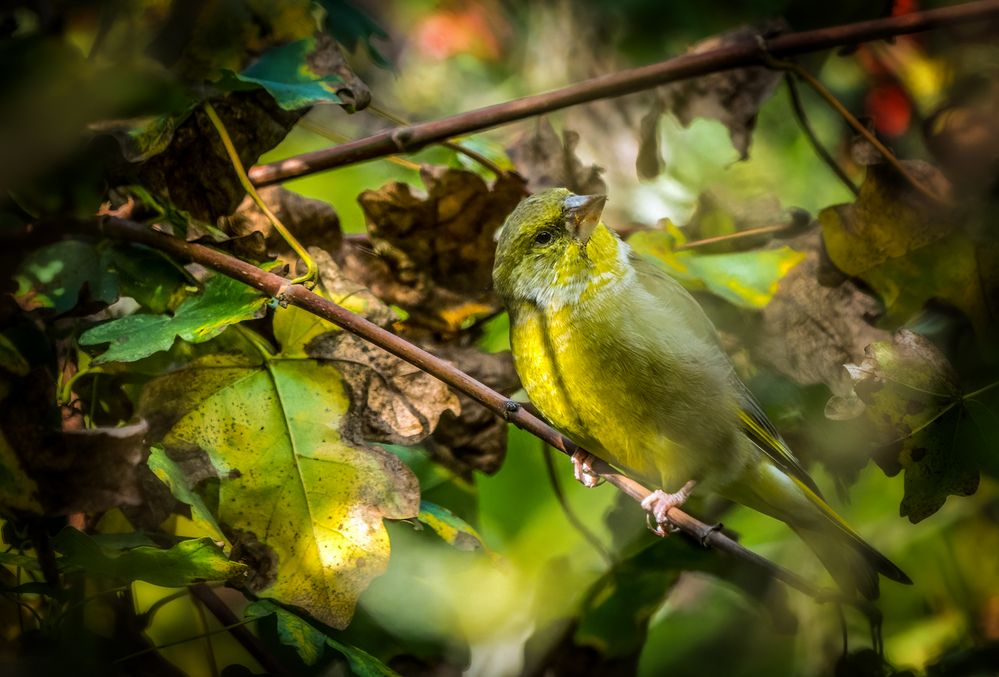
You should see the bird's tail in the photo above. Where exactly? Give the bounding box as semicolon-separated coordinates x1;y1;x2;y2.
724;464;911;600
787;476;911;600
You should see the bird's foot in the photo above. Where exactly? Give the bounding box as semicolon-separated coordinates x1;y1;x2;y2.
641;480;697;537
571;450;603;488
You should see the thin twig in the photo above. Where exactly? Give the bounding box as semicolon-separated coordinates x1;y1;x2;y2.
368;104;506;176
783;74;860;196
189;584;290;676
299;119;422;171
247;0;999;186
94;215;870;614
542;445;615;567
759;50;949;204
674;223;797;251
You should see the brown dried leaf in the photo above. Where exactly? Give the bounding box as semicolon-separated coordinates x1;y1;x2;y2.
312;247;396;328
647;25;783;170
636;99;666;180
507;118;606;194
307;33;372;112
752;232;889;396
124;90;304;222
424;342;520;475
350;166;526;330
307;332;461;446
220;187;343;264
925;77;999;194
0;366;149;515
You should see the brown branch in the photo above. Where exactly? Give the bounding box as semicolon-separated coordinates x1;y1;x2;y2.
248;0;999;187
94;215;870;612
189;584;290;677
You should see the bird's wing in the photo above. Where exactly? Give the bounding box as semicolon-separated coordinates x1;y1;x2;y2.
632;253;822;495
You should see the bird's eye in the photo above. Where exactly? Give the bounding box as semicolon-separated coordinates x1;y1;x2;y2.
533;230;555;246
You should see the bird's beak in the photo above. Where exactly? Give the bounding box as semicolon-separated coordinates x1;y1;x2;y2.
563;194;607;243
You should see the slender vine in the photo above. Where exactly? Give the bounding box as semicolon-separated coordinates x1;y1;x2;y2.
204;102;318;286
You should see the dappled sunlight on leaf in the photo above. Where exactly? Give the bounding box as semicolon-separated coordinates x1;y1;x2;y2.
80;273;267;364
139;350;419;628
819;161;998;336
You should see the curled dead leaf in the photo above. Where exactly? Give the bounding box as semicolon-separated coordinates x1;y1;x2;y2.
424;341;520;475
221;188;343;264
307;332;461;446
752;232;889;396
507;118;606;194
641;24;783;173
349;166;526;330
307;34;372;112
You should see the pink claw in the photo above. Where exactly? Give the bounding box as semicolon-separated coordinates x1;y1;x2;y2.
571;450;602;488
641;480;697;537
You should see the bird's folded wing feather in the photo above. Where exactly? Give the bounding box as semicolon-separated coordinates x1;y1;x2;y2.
632;253;821;495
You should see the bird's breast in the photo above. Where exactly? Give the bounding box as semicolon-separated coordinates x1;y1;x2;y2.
509;286;735;489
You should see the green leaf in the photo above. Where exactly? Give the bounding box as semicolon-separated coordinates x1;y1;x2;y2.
95;106;195;163
234;38;344;110
318;0;391;68
417;500;486;552
107;245;189;314
246;600;327;665
819;161;995;333
833;329;991;522
273;304;340;358
576;536;795;657
246;600;401;674
14;241;118;314
147;446;227;543
0;334;30;377
79;273;266;363
325;635;401;676
628;222;806;309
0;551;44;572
139;350;419;628
52;529;246;586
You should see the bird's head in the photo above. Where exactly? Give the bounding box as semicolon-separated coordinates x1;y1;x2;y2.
492;188;622;307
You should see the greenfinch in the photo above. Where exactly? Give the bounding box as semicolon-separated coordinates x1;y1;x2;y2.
492;188;911;599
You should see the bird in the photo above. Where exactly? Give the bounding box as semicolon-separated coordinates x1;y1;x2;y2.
491;187;911;599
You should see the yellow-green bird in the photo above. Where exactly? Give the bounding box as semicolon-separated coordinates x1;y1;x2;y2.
492;188;911;599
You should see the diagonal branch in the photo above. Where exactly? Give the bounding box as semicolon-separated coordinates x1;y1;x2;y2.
248;0;999;187
93;215;872;613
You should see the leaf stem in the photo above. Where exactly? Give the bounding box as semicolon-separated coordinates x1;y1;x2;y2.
203;102;317;286
964;380;999;400
674;222;802;251
542;445;615;567
783;74;859;196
